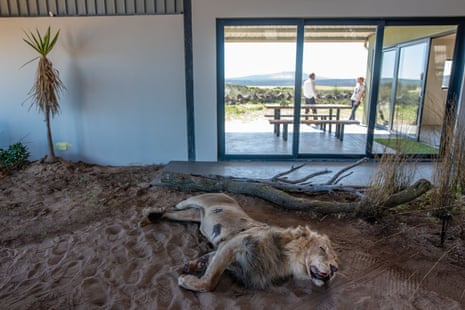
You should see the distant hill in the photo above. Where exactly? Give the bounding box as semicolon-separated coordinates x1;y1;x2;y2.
226;71;354;87
226;72;422;88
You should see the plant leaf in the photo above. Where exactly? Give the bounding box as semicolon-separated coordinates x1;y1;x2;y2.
43;26;51;53
20;55;40;69
24;31;42;55
48;30;60;52
24;27;60;57
23;38;40;54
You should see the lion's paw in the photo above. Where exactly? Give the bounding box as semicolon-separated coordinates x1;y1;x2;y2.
142;206;164;217
178;275;210;292
140;207;165;227
183;255;210;274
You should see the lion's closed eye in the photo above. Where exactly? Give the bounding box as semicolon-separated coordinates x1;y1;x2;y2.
319;246;326;254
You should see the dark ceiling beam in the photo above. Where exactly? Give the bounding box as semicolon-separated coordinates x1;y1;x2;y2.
0;0;183;16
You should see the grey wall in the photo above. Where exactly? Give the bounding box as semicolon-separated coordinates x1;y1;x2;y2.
0;15;186;165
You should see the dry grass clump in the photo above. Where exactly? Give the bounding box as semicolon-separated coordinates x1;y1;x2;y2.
365;107;465;223
363;128;419;218
363;150;417;218
430;110;465;215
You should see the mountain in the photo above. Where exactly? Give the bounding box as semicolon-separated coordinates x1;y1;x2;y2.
226;71;355;87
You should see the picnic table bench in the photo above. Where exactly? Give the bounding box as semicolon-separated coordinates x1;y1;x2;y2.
268;118;360;141
265;104;357;141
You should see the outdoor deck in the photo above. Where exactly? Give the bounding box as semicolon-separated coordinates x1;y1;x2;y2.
225;120;440;156
225;121;388;155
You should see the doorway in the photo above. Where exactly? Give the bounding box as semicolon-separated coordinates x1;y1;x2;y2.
218;20;462;160
375;26;457;152
220;22;377;159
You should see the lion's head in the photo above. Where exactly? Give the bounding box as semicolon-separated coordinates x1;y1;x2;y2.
289;226;338;287
304;234;338;287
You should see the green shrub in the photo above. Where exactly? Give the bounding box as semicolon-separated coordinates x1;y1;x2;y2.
0;142;30;174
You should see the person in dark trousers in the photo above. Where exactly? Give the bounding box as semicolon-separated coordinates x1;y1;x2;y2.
349;77;365;120
303;73;318;119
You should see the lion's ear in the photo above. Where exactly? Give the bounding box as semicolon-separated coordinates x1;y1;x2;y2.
303;226;316;238
295;225;311;238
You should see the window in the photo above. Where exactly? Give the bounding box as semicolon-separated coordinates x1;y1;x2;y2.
377;26;457;150
224;25;297;156
218;19;464;160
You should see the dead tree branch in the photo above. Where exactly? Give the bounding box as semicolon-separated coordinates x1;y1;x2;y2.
324;157;369;185
152;158;432;216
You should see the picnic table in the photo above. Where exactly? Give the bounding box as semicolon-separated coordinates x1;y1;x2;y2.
265;104;359;141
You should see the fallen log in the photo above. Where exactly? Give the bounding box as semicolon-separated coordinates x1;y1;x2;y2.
153;165;432;216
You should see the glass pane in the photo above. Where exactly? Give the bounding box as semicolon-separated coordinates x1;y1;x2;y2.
300;25;376;154
392;41;428;137
224;25;297;155
376;50;396;129
420;33;457;148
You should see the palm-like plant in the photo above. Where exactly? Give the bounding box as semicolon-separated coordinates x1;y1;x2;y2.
24;26;64;163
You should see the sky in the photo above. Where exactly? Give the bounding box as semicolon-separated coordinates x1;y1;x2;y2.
225;42;369;79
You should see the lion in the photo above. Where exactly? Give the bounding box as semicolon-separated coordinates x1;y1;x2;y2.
141;193;338;292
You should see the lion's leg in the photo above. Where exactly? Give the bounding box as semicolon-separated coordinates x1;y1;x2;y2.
141;207;201;226
183;251;215;274
173;196;212;212
163;208;201;222
142;195;209;224
178;239;239;292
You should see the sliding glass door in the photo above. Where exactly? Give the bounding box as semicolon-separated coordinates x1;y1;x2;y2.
299;25;375;155
223;25;297;156
218;19;463;159
372;26;457;154
392;40;428;138
220;21;378;158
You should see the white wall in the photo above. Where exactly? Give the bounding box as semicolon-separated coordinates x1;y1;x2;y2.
192;0;465;161
0;15;186;165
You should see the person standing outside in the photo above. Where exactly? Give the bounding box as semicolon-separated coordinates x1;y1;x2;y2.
349;77;366;120
303;73;318;118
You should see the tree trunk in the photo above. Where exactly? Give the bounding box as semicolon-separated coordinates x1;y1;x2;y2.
44;107;56;163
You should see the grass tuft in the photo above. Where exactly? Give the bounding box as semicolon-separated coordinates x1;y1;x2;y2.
374;138;438;154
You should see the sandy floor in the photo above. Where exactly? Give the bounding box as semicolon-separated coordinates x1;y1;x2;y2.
0;160;464;309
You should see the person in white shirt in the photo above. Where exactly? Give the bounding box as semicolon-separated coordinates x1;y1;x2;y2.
349;77;366;120
303;73;318;118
